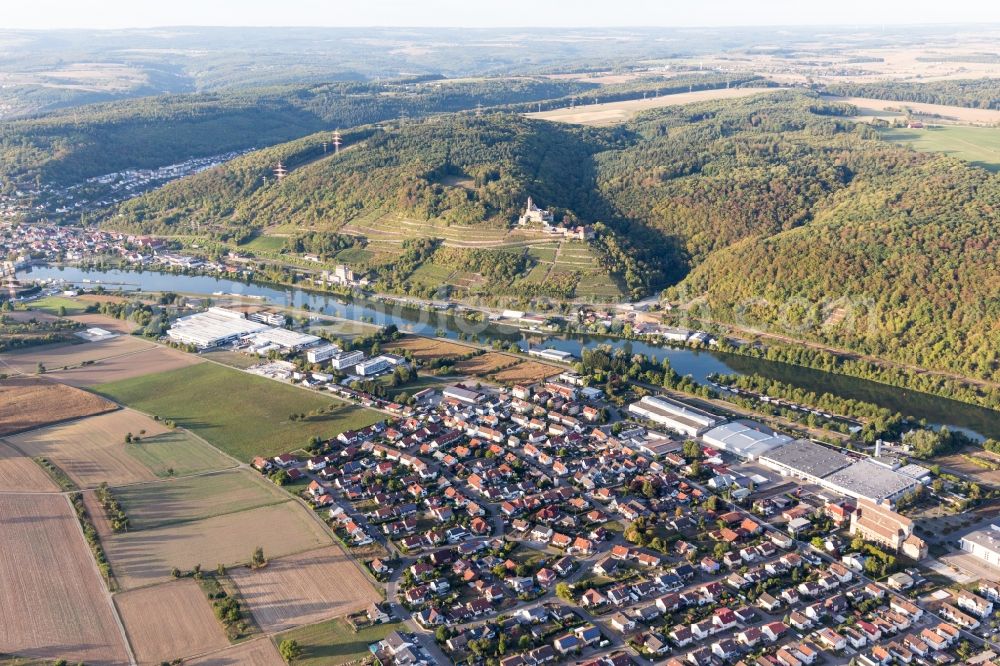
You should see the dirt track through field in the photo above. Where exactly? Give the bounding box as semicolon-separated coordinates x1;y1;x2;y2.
184;638;285;666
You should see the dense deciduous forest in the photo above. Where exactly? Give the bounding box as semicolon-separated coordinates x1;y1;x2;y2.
823;79;1000;109
0;78;601;191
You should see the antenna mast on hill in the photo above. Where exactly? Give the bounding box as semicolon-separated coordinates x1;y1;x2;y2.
274;161;288;181
332;129;342;154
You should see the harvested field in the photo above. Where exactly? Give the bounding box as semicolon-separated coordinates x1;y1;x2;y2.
937;449;1000;486
116;469;287;530
454;351;520;376
230;546;380;633
0;377;116;436
5;408;168;488
829;95;1000;125
115;579;228;665
47;345;203;386
386;335;475;361
0;440;57;492
105;502;331;590
67;313;139;334
527;87;781;125
0;335;156;376
491;360;562;383
0;494;130;665
184;638;284;666
97;363;383;461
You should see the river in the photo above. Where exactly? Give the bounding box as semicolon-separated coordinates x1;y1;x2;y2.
24;265;1000;440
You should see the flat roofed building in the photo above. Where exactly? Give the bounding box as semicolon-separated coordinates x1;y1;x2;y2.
167;307;269;349
307;343;342;364
961;526;1000;569
822;459;920;505
443;385;484;405
758;439;852;483
850;499;927;560
628;395;721;438
356;356;392;376
248;327;321;352
330;350;365;371
702;421;793;461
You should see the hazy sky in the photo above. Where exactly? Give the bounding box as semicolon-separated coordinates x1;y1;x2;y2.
5;0;1000;29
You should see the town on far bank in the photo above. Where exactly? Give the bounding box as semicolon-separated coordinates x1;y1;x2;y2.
5;276;1000;666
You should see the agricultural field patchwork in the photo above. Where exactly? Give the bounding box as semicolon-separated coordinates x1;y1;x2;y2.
880;125;1000;172
526;86;780;125
115;469;288;530
47;345;204;387
490;360;563;384
385;334;475;361
123;429;235;478
0;377;117;436
453;351;521;376
229;546;380;633
114;579;229;665
96;362;383;461
0;335;157;377
104;502;331;590
0;494;130;666
5;408;168;488
0;440;58;492
183;638;285;666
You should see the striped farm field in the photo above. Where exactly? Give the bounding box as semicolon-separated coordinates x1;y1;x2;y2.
104;502;331;590
229;546;380;633
114;469;287;530
114;579;228;665
0;494;130;665
7;412;232;488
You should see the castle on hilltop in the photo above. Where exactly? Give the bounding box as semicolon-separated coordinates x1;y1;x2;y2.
517;197;554;225
517;198;594;241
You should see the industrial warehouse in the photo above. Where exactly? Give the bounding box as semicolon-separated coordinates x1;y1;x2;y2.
627;394;721;437
759;439;923;505
167;306;319;352
628;394;926;506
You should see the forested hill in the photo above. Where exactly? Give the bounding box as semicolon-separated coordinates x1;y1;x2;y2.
673;154;1000;383
110;114;623;237
0;77;599;191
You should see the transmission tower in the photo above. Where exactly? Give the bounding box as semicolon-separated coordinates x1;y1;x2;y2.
274;161;288;181
475;102;483;117
332;129;342;154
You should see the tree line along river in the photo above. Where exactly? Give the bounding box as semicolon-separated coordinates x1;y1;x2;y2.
23;265;1000;441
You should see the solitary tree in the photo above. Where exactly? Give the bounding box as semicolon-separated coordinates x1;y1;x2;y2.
251;546;267;568
278;639;301;663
